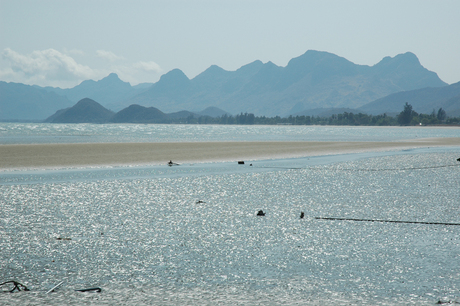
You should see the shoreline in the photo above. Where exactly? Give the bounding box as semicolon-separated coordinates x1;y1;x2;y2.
1;138;460;170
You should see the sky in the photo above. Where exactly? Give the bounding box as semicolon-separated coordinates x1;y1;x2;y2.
1;0;460;88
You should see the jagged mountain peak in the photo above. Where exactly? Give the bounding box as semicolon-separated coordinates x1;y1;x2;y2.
236;60;264;73
193;65;230;82
97;73;131;87
75;73;130;90
105;72;120;79
287;50;354;67
158;69;190;83
393;51;419;63
372;51;446;91
293;50;358;69
283;50;360;85
148;68;191;96
204;64;227;73
374;52;420;67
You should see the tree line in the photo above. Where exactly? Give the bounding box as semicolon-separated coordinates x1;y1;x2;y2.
181;103;460;126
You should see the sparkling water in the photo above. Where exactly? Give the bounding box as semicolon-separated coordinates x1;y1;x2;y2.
1;124;460;305
1;122;459;144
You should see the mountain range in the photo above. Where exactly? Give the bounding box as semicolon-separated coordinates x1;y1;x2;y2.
0;81;74;121
1;50;459;121
40;73;151;108
115;50;448;117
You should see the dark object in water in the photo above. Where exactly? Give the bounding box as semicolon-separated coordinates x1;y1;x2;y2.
0;281;30;293
196;200;206;204
75;287;102;293
457;158;460;162
436;300;460;304
168;160;179;166
257;210;265;216
300;212;305;219
238;161;245;164
56;237;71;241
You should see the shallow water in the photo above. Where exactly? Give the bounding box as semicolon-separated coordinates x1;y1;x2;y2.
1;148;460;305
1;123;459;144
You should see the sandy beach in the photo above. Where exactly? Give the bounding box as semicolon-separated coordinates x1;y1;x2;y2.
1;138;459;170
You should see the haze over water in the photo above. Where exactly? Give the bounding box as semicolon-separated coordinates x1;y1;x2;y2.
1;124;459;305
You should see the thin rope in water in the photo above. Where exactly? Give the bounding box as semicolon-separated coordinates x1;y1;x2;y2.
318;163;460;172
256;163;460;172
315;217;460;226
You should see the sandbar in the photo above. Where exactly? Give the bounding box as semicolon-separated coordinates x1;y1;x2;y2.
1;138;460;170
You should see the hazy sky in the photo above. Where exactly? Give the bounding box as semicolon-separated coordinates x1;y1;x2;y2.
1;0;459;88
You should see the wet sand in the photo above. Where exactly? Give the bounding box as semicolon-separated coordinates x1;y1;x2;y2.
1;138;460;170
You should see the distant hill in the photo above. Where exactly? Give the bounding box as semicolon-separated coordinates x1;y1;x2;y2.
45;98;115;123
197;106;230;117
358;81;460;116
0;81;74;121
442;96;460;117
45;99;228;124
118;50;447;117
167;110;198;120
110;104;168;123
293;107;358;118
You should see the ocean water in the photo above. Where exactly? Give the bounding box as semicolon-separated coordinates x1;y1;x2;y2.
1;122;460;144
1;124;460;305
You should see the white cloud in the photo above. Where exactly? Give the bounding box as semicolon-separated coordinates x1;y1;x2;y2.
1;48;98;87
96;50;124;62
133;61;162;73
0;48;163;87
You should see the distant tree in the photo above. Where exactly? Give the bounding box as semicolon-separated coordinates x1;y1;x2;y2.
247;113;255;125
397;102;417;125
437;108;447;121
186;114;196;124
410;115;421;126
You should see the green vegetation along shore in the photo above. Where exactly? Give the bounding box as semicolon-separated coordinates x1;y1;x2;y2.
181;104;460;126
